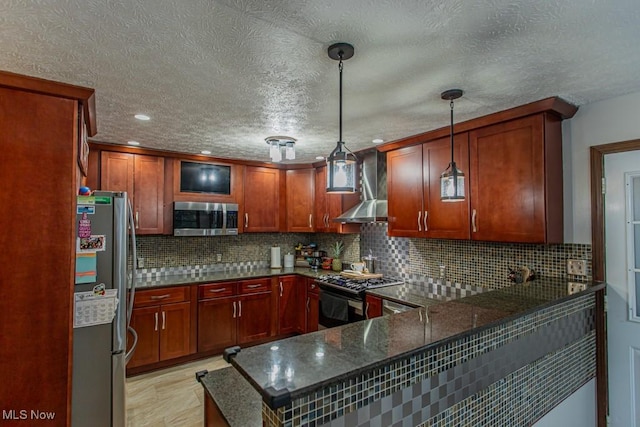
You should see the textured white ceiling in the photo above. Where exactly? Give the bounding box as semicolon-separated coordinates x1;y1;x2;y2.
2;0;640;163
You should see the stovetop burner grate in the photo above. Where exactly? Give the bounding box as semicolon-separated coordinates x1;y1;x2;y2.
315;274;404;294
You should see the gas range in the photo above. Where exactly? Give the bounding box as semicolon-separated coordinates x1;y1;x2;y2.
315;274;404;298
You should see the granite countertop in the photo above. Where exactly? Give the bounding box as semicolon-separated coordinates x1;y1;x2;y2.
199;366;262;427
134;267;326;288
230;278;605;408
367;284;453;308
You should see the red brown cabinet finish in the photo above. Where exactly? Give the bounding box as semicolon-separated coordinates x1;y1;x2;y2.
387;134;470;239
127;287;192;369
243;166;281;232
277;275;303;335
101;151;165;234
365;295;383;319
469;114;563;243
286;169;315;232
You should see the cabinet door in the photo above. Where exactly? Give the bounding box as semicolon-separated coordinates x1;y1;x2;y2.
286;169;315;232
387;145;424;237
306;292;319;333
314;168;328;231
306;279;320;333
423;134;470;239
469;115;546;243
159;301;191;361
101;151;134;194
197;297;237;353
365;295;383;319
134;154;165;234
244;166;280;232
237;292;272;344
277;276;300;335
127;306;160;368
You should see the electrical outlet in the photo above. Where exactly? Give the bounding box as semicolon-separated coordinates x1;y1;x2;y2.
137;257;144;268
568;282;587;294
216;253;222;262
567;259;587;276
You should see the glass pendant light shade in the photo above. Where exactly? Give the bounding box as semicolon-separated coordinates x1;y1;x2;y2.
326;141;357;193
285;141;295;160
440;89;465;202
440;161;465;201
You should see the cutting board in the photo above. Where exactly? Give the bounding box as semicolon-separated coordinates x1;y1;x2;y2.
340;271;383;279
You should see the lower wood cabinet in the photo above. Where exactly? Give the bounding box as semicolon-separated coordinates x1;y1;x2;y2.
277;275;305;335
305;278;319;333
127;287;191;369
365;295;383;319
198;279;273;354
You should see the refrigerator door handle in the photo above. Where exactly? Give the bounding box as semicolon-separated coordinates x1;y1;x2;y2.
124;195;138;365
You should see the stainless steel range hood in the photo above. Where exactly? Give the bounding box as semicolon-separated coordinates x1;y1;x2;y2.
333;150;387;223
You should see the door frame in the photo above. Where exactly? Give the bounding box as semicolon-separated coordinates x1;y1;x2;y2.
590;138;640;426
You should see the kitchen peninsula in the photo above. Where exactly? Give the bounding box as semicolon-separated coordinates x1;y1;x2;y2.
201;278;604;427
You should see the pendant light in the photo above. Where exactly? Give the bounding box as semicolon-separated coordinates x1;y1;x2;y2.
265;136;296;162
326;43;357;194
440;89;465;202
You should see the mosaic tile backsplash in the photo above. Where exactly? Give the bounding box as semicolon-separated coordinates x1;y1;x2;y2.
360;223;592;289
136;233;360;269
138;223;590;289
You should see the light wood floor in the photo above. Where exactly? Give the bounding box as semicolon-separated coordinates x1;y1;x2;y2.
126;356;230;427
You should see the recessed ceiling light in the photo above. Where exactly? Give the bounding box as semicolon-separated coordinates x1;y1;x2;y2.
372;138;384;144
134;114;150;121
315;156;325;160
201;150;211;155
127;141;140;146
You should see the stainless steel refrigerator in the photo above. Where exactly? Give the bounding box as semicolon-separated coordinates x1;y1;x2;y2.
72;192;137;427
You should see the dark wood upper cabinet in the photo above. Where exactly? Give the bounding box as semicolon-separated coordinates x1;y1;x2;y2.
314;167;361;234
470;114;563;243
388;134;470;239
101;151;165;234
286;169;315;232
243;166;281;232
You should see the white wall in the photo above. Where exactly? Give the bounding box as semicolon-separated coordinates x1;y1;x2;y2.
563;90;640;244
533;379;596;427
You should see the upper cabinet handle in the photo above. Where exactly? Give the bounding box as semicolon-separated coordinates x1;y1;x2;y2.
135;211;140;229
424;211;428;232
309;214;313;228
244;213;249;228
417;211;422;232
472;209;477;233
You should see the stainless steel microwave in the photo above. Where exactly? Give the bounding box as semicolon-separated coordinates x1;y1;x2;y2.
173;202;239;236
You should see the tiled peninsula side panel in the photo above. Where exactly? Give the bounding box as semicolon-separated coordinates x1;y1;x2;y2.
135;233;360;268
360;223;592;289
262;294;596;427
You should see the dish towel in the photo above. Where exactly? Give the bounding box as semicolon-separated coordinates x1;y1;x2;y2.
320;291;349;321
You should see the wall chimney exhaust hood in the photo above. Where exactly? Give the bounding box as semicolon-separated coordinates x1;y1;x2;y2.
333;150;387;223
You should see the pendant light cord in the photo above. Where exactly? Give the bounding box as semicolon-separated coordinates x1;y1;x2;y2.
339;55;344;144
450;99;455;165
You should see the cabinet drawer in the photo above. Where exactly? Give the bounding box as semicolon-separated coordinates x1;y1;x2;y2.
307;279;319;295
198;282;237;300
134;286;189;307
239;278;271;294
